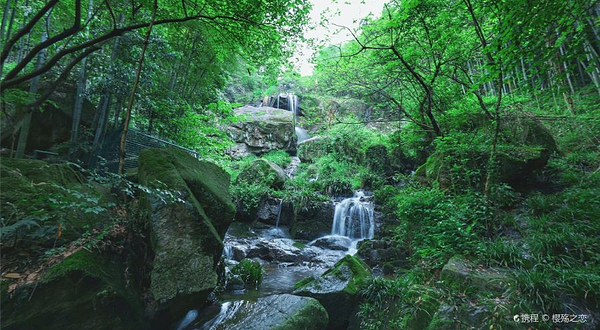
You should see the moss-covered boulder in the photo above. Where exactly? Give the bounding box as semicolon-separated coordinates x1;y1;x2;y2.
441;256;510;294
138;147;235;318
297;136;328;162
294;255;372;329
237;159;287;189
1;250;144;330
418;116;557;186
226;106;296;157
209;294;328;330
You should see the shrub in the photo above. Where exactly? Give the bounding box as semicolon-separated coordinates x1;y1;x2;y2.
230;259;264;289
262;150;292;168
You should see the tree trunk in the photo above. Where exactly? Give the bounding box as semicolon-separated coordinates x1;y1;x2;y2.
118;0;157;174
1;0;12;50
113;98;122;129
15;12;50;158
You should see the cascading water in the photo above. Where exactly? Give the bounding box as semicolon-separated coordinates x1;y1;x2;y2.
331;191;374;240
295;127;310;143
267;200;286;237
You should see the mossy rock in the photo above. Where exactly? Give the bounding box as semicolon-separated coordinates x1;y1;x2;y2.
441;256;510;294
212;294;328;330
294;255;371;329
138;147;235;316
237;158;287;189
0;158;85;208
1;250;144;330
405;285;441;329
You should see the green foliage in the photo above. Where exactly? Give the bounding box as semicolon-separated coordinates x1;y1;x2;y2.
261;150;292;168
230;259;264;289
230;182;271;213
391;187;492;267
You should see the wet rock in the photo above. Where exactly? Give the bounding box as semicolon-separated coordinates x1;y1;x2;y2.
310;236;352;251
294;255;372;329
291;201;335;240
206;294;328;330
441;256;509;294
138;147;235;319
231;246;247;261
245;239;303;263
225;276;245;291
226;106;296;157
256;197;293;226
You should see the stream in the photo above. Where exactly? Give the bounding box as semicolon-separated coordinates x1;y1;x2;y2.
175;190;376;330
175;94;376;329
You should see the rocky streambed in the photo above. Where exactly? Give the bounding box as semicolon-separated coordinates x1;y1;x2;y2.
175;190;378;330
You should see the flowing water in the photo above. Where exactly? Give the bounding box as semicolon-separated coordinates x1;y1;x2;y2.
181;190;375;329
331;191;375;240
295;127;310;143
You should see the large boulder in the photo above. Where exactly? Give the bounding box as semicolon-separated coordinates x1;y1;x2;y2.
418;116;557;186
1;250;144;330
226;106;296;157
138;147;235;319
294;255;371;329
290;201;335;240
441;256;510;294
205;294;328;330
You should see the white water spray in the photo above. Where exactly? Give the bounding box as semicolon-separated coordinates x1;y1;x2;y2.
331;191;374;240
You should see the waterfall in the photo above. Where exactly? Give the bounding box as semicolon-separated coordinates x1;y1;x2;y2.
268;200;285;237
331;191;374;240
275;199;283;229
295;127;310;143
223;243;233;260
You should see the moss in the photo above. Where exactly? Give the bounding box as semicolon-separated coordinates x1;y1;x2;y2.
295;255;371;293
237;158;287;189
294;276;316;291
0;158;85;208
3;250;144;329
405;285;441;329
322;255;371;295
138;147;236;245
292;242;306;249
44;250;142;314
274;297;329;330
